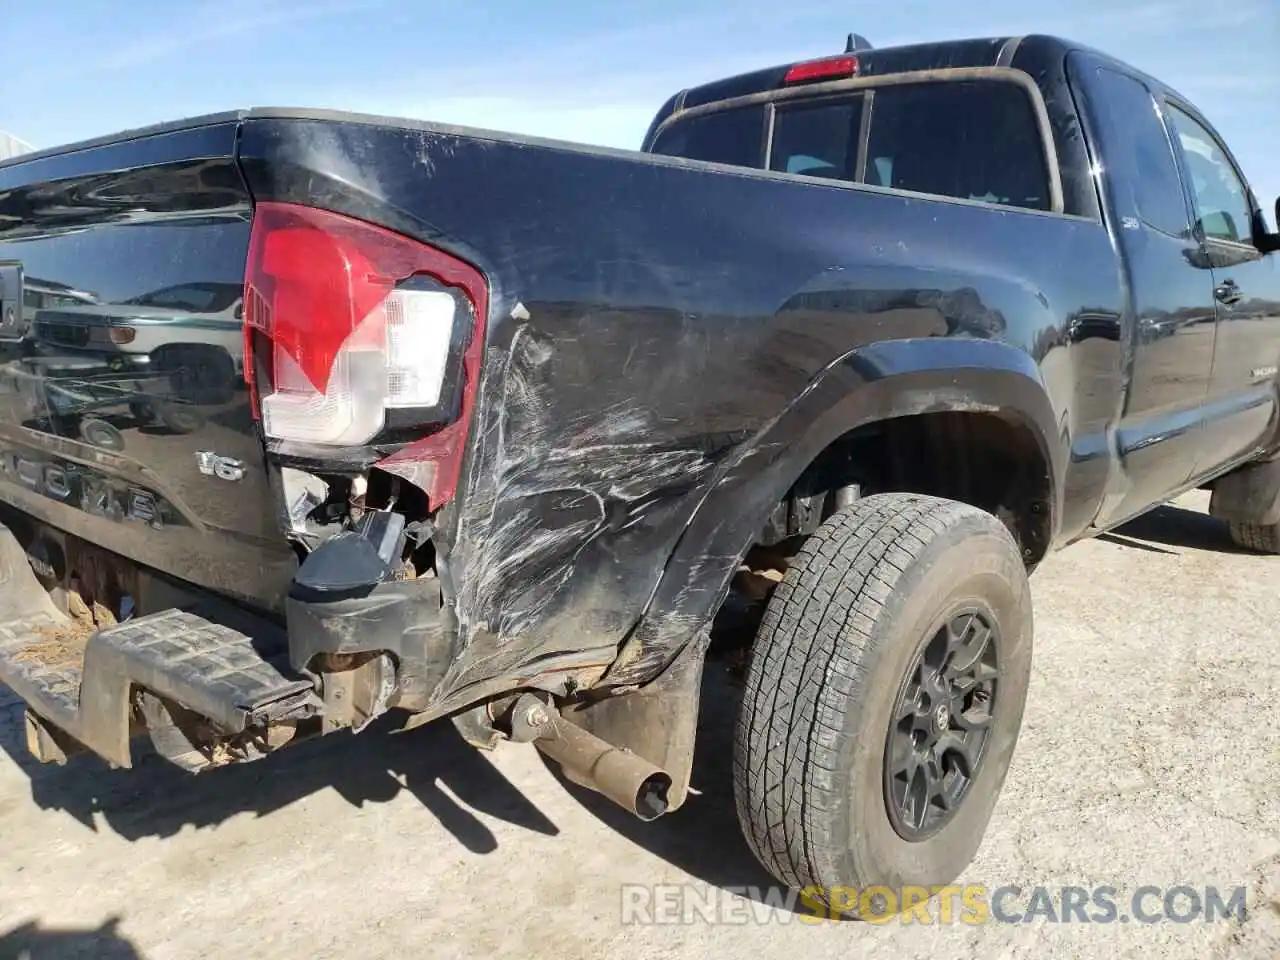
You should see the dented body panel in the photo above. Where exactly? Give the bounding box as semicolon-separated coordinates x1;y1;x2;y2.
2;32;1279;735
237;109;1121;702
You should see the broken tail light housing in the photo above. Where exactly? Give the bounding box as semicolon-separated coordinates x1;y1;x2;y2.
243;202;488;508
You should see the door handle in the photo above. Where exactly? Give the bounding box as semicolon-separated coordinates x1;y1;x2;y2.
1214;278;1243;306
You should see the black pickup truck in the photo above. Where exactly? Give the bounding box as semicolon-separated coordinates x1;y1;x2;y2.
0;33;1277;909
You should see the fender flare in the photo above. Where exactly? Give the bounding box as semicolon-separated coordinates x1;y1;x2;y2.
607;337;1065;685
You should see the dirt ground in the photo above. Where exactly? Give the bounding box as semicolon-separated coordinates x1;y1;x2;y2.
0;490;1276;959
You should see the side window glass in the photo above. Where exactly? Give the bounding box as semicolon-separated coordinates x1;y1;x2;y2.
865;80;1051;211
768;96;864;183
1086;68;1189;237
1166;105;1254;244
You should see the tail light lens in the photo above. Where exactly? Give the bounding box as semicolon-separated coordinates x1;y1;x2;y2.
243;202;487;506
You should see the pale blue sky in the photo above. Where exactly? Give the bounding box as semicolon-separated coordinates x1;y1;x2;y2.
1;0;1276;214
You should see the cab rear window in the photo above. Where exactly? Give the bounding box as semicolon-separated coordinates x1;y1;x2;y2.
648;105;765;169
768;97;865;182
865;81;1050;211
648;77;1052;212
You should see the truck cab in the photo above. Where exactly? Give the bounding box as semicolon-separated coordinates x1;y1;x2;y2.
642;34;1280;541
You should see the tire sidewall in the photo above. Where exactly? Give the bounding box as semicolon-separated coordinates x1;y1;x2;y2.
80;417;126;452
157;403;205;434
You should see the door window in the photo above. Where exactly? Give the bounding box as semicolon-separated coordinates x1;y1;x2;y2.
1166;105;1254;245
1085;68;1190;237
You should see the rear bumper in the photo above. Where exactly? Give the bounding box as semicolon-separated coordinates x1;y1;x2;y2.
27;343;151;373
0;518;447;769
1;606;318;768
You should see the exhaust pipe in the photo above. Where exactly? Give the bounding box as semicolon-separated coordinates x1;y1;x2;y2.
510;694;672;820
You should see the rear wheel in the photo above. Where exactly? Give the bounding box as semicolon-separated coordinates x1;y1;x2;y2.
733;493;1033;913
128;400;156;426
154;401;205;434
155;345;236;406
1227;521;1280;553
78;417;125;452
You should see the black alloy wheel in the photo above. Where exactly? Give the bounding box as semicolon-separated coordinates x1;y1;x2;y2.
884;610;999;840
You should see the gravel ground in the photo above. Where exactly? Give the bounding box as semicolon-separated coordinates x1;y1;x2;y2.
0;490;1276;959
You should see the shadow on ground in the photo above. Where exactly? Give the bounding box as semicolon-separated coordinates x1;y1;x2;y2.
0;917;142;959
1110;503;1252;555
0;696;557;854
0;659;783;910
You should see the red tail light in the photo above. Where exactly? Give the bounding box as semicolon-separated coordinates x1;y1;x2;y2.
243;202;488;509
783;55;859;85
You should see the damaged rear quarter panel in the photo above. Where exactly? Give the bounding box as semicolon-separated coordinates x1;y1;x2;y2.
236;115;1115;705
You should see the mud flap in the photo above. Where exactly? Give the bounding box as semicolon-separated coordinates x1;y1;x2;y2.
558;627;711;811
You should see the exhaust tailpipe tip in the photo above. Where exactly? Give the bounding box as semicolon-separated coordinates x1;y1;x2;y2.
635;772;672;821
563;745;672;821
513;694;673;821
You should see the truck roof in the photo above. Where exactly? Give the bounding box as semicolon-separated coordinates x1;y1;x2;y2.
639;34;1080;149
680;35;1025;108
641;33;1195;157
658;32;1191;117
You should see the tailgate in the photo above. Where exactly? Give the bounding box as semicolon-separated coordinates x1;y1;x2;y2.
0;120;295;611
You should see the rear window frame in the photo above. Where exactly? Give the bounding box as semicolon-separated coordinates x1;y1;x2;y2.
646;66;1066;217
764;93;868;183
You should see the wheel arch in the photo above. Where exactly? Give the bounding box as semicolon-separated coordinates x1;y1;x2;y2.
607;337;1064;686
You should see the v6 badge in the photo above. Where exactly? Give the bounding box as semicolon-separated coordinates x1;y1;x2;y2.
195;451;246;482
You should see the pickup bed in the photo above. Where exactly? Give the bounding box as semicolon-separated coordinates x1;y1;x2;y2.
0;33;1278;910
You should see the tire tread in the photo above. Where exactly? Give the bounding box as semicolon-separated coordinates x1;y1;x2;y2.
1228;521;1280;554
732;493;1016;892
